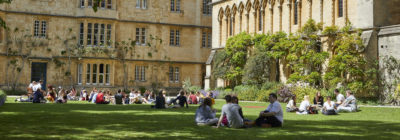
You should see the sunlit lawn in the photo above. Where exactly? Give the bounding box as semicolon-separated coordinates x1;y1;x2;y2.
0;97;400;140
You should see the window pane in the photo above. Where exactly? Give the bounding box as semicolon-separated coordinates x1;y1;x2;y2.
136;0;141;8
170;30;175;46
142;0;147;9
101;0;106;8
135;66;139;80
136;28;140;45
294;2;298;25
170;0;175;11
141;66;145;81
34;20;39;37
94;23;98;46
93;64;97;83
202;32;206;48
176;0;180;12
86;64;91;84
107;24;112;46
80;0;85;7
175;67;179;82
79;23;84;45
41;21;47;38
175;30;180;46
141;28;146;45
78;64;82;84
338;0;343;17
169;67;174;82
106;64;110;84
107;0;112;9
207;33;211;48
100;24;105;46
88;0;93;7
87;23;92;46
259;9;263;31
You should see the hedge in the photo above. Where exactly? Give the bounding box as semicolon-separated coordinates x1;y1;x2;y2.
0;90;6;107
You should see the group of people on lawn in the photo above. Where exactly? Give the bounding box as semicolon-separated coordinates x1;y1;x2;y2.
286;89;358;115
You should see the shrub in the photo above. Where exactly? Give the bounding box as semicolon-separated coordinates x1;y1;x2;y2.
291;86;319;103
277;86;294;103
217;88;233;99
235;85;259;101
2;89;26;95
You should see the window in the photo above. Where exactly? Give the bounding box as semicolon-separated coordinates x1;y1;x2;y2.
203;0;211;15
169;67;174;82
99;64;104;84
88;0;93;7
136;0;147;9
101;0;106;8
93;23;98;46
258;8;263;31
100;24;105;47
338;0;343;17
80;0;85;8
174;67;180;82
135;66;146;81
294;2;298;25
171;0;181;12
78;64;83;84
229;18;233;36
207;33;211;48
135;28;146;46
106;24;111;47
92;64;97;84
41;21;47;38
107;0;112;9
169;67;180;83
170;30;175;46
34;20;39;37
79;23;84;46
86;64;91;84
202;32;206;48
87;23;92;46
105;64;110;84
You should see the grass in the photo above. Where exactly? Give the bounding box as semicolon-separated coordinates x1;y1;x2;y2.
1;97;400;140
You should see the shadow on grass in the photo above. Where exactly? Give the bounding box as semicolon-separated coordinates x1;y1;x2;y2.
0;103;399;140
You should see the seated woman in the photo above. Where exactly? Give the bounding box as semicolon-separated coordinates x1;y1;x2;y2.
322;96;337;115
195;97;218;126
152;90;166;109
286;96;298;112
313;92;324;106
337;90;357;112
46;85;56;103
296;95;310;115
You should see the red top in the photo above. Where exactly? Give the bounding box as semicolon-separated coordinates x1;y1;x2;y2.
189;94;198;104
96;93;105;103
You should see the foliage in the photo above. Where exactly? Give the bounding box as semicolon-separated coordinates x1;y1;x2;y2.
291;86;319;103
323;23;378;98
0;90;5;106
182;78;201;93
235;85;259;101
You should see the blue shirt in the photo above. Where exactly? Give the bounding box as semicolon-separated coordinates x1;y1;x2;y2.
195;106;216;123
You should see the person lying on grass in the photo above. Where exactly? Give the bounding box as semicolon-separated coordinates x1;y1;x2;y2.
195;97;218;126
246;93;283;128
214;95;244;128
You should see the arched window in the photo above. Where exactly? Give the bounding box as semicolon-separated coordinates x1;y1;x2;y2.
338;0;343;17
294;1;298;25
258;8;263;31
229;17;233;36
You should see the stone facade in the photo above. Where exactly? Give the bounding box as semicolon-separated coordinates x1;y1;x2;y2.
0;0;212;93
205;0;400;90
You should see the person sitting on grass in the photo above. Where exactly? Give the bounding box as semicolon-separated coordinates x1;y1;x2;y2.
215;95;244;128
152;90;166;109
313;91;324;106
246;93;283;128
95;91;109;104
46;85;56;103
322;96;337;115
207;92;215;105
232;96;250;122
286;95;298;112
296;95;311;115
170;91;189;108
335;89;345;107
195;97;218;126
337;90;357;112
114;89;123;105
188;92;198;104
32;81;44;103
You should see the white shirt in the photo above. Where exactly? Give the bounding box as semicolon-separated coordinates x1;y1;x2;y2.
32;84;42;92
336;94;345;103
129;92;135;98
286;100;295;108
266;101;284;123
323;101;335;110
28;83;34;89
299;100;310;111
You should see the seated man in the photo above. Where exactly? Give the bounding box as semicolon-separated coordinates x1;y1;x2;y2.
172;91;188;108
32;82;44;103
114;89;123;105
334;89;345;107
215;95;243;128
337;90;357;112
248;93;283;128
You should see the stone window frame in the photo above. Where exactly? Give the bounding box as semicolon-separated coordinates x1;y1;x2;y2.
86;22;113;48
201;29;212;48
169;66;180;83
136;0;147;9
86;63;111;85
202;0;212;15
135;27;147;46
338;0;344;18
169;28;181;47
78;63;83;85
170;0;182;13
135;65;147;82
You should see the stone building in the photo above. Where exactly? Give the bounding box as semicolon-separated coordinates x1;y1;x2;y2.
205;0;400;90
0;0;212;92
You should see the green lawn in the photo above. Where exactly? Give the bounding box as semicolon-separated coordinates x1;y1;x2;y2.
1;97;400;140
